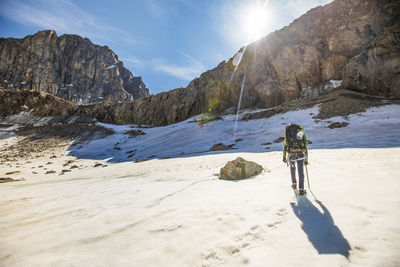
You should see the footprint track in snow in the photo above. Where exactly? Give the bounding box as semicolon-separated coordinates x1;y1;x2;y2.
199;207;288;265
276;208;288;216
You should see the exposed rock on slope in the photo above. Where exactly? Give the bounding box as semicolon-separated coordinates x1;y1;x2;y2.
0;87;199;126
78;86;202;125
240;89;396;122
0;30;149;104
0;88;94;126
0;88;77;121
342;25;400;97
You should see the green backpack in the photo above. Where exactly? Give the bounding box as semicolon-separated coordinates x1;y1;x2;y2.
285;124;306;153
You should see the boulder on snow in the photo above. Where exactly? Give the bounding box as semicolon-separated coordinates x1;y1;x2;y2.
328;121;349;129
261;142;272;146
0;177;24;183
124;129;146;138
0;177;16;183
219;157;263;180
209;143;235;151
274;137;285;143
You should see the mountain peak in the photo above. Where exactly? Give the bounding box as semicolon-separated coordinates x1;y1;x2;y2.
0;30;149;104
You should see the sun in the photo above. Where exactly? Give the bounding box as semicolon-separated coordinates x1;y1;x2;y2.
241;2;271;43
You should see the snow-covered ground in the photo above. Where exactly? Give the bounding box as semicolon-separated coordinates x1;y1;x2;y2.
72;104;400;162
1;104;400;266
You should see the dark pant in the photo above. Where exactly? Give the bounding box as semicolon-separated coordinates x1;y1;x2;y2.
289;154;305;189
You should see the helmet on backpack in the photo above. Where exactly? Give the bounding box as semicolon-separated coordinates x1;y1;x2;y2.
296;130;304;140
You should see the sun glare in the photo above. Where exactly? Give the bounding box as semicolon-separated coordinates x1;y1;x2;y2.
241;1;271;44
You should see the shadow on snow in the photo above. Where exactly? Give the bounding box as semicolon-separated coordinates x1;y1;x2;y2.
291;194;351;258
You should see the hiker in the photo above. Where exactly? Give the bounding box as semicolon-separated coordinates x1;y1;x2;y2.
282;123;308;195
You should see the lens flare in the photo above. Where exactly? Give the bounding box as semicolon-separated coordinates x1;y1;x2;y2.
232;51;243;66
231;0;270;136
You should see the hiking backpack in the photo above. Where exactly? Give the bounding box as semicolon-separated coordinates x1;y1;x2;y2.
285;124;306;153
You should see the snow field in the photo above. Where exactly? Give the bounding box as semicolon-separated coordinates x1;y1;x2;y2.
1;104;400;266
1;148;400;266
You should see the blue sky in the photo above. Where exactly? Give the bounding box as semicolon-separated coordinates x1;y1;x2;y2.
0;0;332;94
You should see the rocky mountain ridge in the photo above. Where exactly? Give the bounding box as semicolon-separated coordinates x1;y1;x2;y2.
1;0;399;126
0;30;149;104
81;0;399;126
135;0;399;126
0;87;198;126
2;85;399;128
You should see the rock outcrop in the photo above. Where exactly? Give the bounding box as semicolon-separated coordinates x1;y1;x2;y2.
0;88;95;126
78;86;203;125
0;88;77;120
219;157;263;180
342;24;400;97
0;30;149;104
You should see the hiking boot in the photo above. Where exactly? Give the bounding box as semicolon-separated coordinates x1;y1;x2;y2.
299;189;307;195
291;183;297;189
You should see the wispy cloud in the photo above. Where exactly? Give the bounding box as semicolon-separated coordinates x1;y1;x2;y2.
121;51;205;81
145;0;166;19
0;0;136;45
124;57;145;67
152;51;206;81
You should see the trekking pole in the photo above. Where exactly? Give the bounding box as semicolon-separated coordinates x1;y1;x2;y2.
305;163;310;189
305;163;318;201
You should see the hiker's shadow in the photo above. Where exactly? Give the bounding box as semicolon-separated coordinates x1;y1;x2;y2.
290;195;351;258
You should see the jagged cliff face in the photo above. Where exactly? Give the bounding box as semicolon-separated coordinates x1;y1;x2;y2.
86;0;397;127
189;0;399;113
342;23;400;96
0;30;149;104
107;0;397;126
